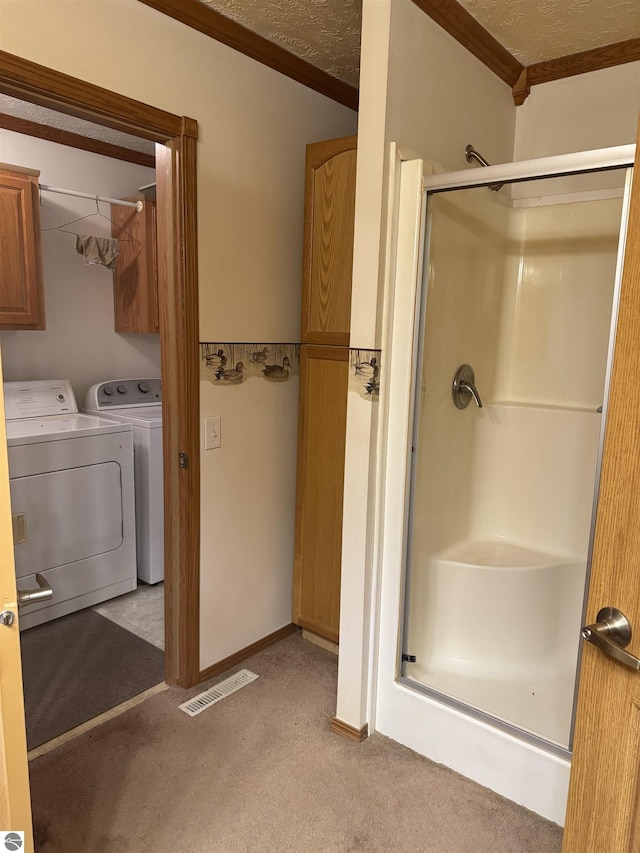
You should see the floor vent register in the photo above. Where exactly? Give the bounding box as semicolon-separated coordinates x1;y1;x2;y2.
179;669;259;717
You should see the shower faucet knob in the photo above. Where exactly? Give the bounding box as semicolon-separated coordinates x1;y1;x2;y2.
452;364;483;409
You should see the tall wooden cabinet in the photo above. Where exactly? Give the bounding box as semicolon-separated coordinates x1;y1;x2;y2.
112;197;159;334
293;134;357;644
0;164;45;330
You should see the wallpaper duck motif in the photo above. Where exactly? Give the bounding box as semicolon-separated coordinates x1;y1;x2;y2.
200;343;299;386
349;349;381;400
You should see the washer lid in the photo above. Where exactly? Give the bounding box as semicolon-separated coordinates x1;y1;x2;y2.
83;405;162;428
6;413;132;446
4;379;77;420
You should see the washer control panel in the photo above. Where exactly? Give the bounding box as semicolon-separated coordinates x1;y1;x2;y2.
86;378;161;410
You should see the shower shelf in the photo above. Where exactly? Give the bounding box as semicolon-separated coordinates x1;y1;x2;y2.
486;399;602;414
436;539;578;568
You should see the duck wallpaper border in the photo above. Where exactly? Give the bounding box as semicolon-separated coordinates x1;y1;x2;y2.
200;343;299;385
200;343;381;401
349;349;381;401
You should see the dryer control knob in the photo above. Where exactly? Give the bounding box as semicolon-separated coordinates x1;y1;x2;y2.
138;381;151;393
117;385;128;395
103;385;114;396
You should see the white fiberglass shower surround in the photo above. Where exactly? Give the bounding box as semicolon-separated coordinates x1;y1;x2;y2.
375;144;635;824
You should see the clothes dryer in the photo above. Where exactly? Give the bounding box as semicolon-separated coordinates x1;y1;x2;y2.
4;379;137;630
84;378;163;584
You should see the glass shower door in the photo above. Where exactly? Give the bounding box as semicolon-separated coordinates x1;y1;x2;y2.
401;169;630;752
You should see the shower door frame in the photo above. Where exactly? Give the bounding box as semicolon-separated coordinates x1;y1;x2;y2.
374;144;635;824
401;156;634;758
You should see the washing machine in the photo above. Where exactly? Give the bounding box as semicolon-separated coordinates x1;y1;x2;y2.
4;379;137;630
84;378;163;584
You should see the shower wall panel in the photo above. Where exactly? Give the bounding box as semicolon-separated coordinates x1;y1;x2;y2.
468;406;602;556
412;191;508;553
495;197;622;409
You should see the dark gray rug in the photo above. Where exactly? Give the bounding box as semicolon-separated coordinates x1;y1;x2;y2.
21;609;164;750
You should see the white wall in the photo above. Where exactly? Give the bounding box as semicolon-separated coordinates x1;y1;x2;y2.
0;0;357;670
337;0;517;730
515;63;640;159
0;131;159;404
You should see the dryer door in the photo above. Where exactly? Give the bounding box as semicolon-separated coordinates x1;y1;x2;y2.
10;462;124;577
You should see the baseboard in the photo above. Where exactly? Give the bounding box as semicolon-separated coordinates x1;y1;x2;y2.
330;717;369;742
302;629;339;655
198;623;298;683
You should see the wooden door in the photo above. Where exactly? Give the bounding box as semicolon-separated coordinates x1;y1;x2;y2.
0;347;34;852
563;132;640;850
301;135;357;347
293;345;349;642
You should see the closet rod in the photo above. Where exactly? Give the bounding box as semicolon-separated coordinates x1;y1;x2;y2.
39;184;144;212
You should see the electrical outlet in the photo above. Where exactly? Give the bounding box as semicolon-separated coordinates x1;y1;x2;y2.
204;415;221;450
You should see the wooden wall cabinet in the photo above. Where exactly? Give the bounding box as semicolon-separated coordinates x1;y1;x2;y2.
293;135;357;644
0;164;45;330
112;197;159;334
293;345;349;643
301;135;357;347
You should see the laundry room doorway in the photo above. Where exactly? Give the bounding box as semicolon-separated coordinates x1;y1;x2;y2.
0;49;201;701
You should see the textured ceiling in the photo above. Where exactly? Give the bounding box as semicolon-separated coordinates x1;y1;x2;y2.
457;0;640;66
1;0;639;152
0;95;155;155
198;0;362;86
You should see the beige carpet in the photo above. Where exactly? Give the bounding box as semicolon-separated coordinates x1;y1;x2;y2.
29;633;563;852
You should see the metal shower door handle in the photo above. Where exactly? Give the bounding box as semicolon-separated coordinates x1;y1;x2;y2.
581;607;640;671
17;573;53;607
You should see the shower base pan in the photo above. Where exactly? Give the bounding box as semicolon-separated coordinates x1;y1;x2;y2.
407;539;586;747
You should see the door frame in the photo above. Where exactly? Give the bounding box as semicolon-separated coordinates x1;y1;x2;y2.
365;145;636;824
0;49;201;688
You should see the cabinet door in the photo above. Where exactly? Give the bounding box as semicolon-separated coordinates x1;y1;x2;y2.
301;135;357;347
293;345;349;643
112;199;159;334
0;169;45;330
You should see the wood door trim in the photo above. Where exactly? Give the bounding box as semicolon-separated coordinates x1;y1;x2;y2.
0;51;200;689
137;0;358;112
0;112;156;168
0;50;192;141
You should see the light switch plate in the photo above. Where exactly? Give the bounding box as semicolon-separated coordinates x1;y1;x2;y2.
204;415;221;450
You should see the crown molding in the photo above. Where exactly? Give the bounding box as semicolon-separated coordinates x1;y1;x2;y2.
528;37;640;87
410;0;640;106
410;0;523;87
137;0;358;112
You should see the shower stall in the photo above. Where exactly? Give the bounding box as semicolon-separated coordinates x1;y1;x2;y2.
375;144;635;823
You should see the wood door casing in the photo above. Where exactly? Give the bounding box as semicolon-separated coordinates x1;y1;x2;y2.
562;141;640;850
301;135;357;347
293;345;349;643
0;166;45;330
0;52;201;690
